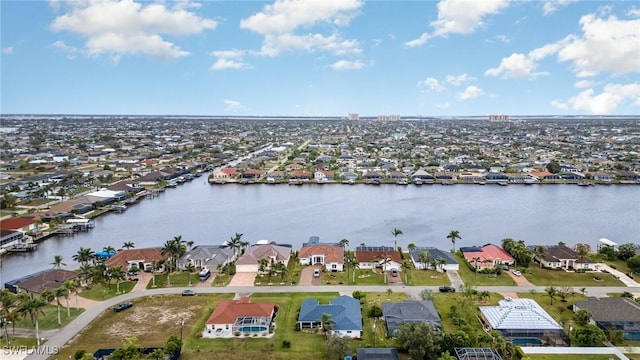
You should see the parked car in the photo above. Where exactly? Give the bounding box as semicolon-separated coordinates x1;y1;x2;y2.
512;269;522;277
439;286;456;293
313;269;321;278
390;268;398;277
113;302;133;312
182;289;196;296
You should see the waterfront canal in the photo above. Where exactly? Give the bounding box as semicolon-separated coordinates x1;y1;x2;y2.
1;179;639;283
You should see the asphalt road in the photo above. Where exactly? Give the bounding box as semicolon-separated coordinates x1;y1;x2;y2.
25;284;640;360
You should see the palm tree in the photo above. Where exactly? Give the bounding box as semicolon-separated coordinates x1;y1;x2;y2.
79;263;94;285
63;280;75;318
50;255;66;269
346;255;359;283
418;251;430;270
73;247;94;266
109;266;126;293
407;243;416;251
185;263;195;286
186;240;194;250
161;236;187;285
228;233;243;258
545;286;558;305
122;241;135;249
533;245;547;268
0;290;18;337
391;228;403;252
436;258;448;272
103;245;116;255
472;256;481;278
339;238;349;251
16;292;47;346
447;230;461;253
53;287;66;326
401;260;412;284
321;313;335;337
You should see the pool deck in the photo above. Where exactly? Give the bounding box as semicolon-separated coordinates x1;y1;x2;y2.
521;346;629;360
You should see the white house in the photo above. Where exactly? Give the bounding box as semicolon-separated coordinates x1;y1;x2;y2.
235;243;291;273
299;244;344;272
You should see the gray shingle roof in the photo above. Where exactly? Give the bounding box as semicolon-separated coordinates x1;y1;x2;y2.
382;300;441;336
574;297;640;322
409;247;458;265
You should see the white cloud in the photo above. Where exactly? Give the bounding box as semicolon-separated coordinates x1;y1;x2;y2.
574;80;594;88
436;102;450;109
1;46;14;55
210;49;251;70
419;77;446;92
629;7;640;18
224;99;243;112
551;100;569;110
457;85;483;100
240;0;363;56
496;35;510;44
51;0;216;62
406;0;508;46
331;59;365;70
542;0;577;16
485;53;548;78
51;40;78;59
567;83;640;114
445;73;474;86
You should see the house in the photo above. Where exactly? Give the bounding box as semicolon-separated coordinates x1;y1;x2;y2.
411;169;434;181
479;298;567;346
531;171;561;181
356;348;399;360
313;170;334;182
573;297;640;340
409;247;459;271
235;243;292;273
0;229;25;248
241;169;265;180
534;245;580;270
339;171;358;181
203;296;276;338
177;245;234;272
212;168;240;181
355;246;402;272
105;247;169;272
454;348;503;360
299;241;344;272
5;269;79;294
484;173;509;183
0;217;37;234
382;300;441;337
461;244;515;270
298;295;362;338
591;172;614;182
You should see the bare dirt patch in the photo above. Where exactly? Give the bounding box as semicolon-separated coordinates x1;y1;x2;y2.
104;304;199;338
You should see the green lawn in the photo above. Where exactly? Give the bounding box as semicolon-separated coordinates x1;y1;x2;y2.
432;291;503;334
79;281;136;301
212;273;233;286
359;291;408;348
254;257;302;286
604;258;633;275
518;292;587;332
410;268;451;286
522;266;625;286
0;336;38;347
526;354;624;360
322;269;386;285
12;304;84;330
453;254;516;286
146;272;195;289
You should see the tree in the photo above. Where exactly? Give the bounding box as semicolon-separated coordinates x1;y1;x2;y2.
368;304;383;318
185;263;195;286
447;230;461;253
396;322;442;360
51;255;66;269
401;259;412;284
418;251;431;270
73;247;94;266
391;227;403;252
103;245;116;255
228;233;243;258
598;246;616;261
575;243;590;259
440;331;473;355
575;309;592;326
109;267;126;293
472;256;481;278
0;290;19;337
546;159;561;173
346;255;359;283
618;243;636;261
339;238;349;251
321;313;335;337
545;286;558;305
63;279;76;318
325;334;350;359
16;292;47;346
571;324;607;346
533;245;547;268
53;287;66;326
407;243;416;250
122;241;135;249
628;255;640;274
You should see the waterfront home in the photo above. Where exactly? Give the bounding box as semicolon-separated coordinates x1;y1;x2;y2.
479;298;567;346
411;169;434;182
203;296;276;338
339;171;358;181
266;170;286;181
355;246;402;272
241;169;265;180
409;247;459;272
289;170;310;181
177;245;234;272
484;173;509;183
105;247;168;272
299;243;344;272
573;297;640;340
434;172;456;181
534;245;581;270
618;171;640;182
461;244;515;270
298;295;362;338
0;217;37;234
285;163;304;171
0;229;25;248
459;172;483;182
531;171;561;181
235;243;291;273
591;172;614;182
313;170;334;182
5;269;79;294
382;300;441;337
212;168;240;181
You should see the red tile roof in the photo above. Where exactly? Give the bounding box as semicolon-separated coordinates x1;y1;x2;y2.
0;217;35;230
206;297;276;325
105;248;168;269
355;250;402;263
221;168;239;175
299;245;344;264
463;244;514;264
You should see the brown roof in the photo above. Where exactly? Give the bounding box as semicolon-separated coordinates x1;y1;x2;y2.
299;245;344;264
542;245;578;262
355;250;402;263
206;297;276;325
105;247;168;269
13;269;78;294
236;244;291;265
0;217;35;230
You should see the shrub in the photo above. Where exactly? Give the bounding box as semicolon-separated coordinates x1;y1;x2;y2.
352;290;367;303
73;350;87;360
282;340;291;349
368;304;383;318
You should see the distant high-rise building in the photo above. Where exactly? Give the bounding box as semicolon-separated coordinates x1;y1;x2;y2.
348;113;360;121
377;114;401;121
489;115;509;121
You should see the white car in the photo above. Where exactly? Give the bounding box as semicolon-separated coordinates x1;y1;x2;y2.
512;269;522;277
313;269;321;278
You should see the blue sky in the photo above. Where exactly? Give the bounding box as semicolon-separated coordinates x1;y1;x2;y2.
1;0;639;116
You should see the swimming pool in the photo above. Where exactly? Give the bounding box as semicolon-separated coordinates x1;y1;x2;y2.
511;338;542;346
239;326;267;333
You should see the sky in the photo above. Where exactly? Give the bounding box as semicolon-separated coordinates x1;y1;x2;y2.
1;0;639;116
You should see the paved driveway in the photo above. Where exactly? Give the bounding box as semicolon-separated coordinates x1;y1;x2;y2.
299;265;321;285
228;272;257;286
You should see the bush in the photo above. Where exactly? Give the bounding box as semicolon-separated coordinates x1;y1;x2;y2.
282;340;291;349
74;350;87;360
352;290;367;303
368;304;383;318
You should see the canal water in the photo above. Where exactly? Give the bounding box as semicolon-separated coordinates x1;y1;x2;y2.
2;179;639;283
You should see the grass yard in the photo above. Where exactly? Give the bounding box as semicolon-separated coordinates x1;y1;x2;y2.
605;258;633;276
359;291;408;348
79;281;136;301
453;254;515;286
146;272;194;288
410;268;451;286
254;257;303;286
431;291;502;333
0;336;38;347
522;266;625;286
526;354;624;360
518;292;587;332
55;294;233;359
212;273;232;286
322;269;386;285
12;304;84;330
